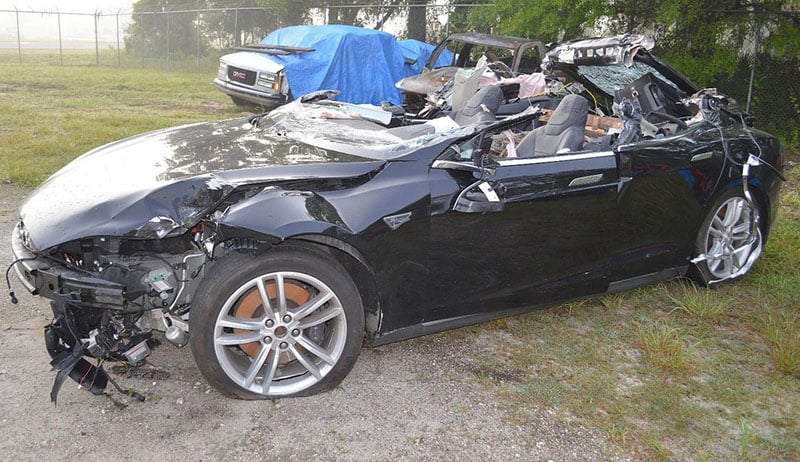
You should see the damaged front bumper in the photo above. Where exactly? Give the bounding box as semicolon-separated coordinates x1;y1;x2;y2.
10;221;204;403
12;223;126;307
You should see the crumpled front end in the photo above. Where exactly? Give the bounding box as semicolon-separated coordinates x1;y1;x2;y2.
11;219;209;402
7;107;395;403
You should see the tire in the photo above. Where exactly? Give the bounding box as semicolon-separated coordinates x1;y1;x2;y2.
189;246;364;399
692;188;764;286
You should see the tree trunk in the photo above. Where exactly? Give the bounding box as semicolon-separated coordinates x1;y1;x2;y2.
406;0;427;41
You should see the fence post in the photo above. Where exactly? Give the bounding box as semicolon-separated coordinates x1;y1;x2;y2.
57;11;63;65
167;10;171;70
15;8;21;64
445;0;451;37
140;12;145;68
116;12;121;66
234;7;239;47
95;11;100;65
196;10;201;72
746;25;760;113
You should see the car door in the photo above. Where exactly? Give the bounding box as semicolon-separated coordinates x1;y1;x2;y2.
423;129;621;323
610;123;728;284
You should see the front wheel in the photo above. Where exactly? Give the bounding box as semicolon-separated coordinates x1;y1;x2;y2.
692;189;764;286
189;247;364;399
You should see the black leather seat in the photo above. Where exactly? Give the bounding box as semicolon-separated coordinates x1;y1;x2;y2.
517;94;588;157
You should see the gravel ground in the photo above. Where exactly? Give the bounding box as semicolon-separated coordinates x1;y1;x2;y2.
0;183;632;461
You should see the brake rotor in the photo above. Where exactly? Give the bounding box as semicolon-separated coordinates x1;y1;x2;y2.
233;280;310;362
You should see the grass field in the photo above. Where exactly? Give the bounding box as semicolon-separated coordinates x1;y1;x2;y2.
0;50;239;186
1;51;798;461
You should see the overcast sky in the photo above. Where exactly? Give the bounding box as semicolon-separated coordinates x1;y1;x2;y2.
3;1;135;13
1;1;138;47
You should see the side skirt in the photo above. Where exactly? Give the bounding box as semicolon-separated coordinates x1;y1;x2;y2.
607;266;687;294
370;265;688;347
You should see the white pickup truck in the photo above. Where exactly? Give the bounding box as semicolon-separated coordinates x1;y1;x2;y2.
214;43;306;108
213;25;437;110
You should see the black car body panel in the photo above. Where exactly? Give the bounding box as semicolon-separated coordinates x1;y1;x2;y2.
9;35;784;401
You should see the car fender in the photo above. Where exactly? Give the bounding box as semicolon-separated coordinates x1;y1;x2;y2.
218;186;356;239
215;186;385;341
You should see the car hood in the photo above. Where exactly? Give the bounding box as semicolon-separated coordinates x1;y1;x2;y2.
221;51;285;74
396;67;459;95
19;118;385;250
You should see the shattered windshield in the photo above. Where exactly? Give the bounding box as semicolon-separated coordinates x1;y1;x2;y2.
253;101;466;159
577;61;682;95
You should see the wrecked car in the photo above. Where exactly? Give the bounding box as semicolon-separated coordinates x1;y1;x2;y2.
396;32;545;112
214;24;447;109
9;34;784;402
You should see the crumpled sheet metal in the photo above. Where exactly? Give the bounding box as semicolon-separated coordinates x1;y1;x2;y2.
544;34;656;68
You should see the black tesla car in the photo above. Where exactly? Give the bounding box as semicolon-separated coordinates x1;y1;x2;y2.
9;35;784;401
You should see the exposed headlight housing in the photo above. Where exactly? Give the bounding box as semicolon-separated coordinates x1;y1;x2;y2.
17;221;37;251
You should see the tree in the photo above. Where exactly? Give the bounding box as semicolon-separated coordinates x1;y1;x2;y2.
257;0;313;27
466;0;607;42
255;0;433;41
406;0;427;40
467;0;798;85
206;0;277;48
126;0;212;58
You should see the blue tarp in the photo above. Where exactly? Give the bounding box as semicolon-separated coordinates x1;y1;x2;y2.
259;25;442;105
398;39;453;74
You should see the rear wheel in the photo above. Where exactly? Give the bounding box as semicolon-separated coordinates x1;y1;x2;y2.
692;189;763;286
189;247;364;399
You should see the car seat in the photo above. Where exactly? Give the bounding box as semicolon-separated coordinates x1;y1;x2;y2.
516;94;588;157
450;85;504;126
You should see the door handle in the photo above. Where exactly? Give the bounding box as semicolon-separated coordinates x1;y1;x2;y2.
568;174;603;187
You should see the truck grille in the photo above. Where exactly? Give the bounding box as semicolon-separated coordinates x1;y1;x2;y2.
228;66;257;86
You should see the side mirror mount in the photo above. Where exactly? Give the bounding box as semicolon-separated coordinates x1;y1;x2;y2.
432;159;496;176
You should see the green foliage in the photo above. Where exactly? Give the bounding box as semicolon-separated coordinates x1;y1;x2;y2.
206;0;277;47
256;0;312;28
126;0;277;59
467;0;607;42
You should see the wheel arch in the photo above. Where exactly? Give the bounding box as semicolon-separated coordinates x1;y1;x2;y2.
691;180;768;286
712;177;773;241
289;234;382;345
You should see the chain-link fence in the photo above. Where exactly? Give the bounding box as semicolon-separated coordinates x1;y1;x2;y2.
1;5;797;148
0;6;278;70
0;4;470;71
